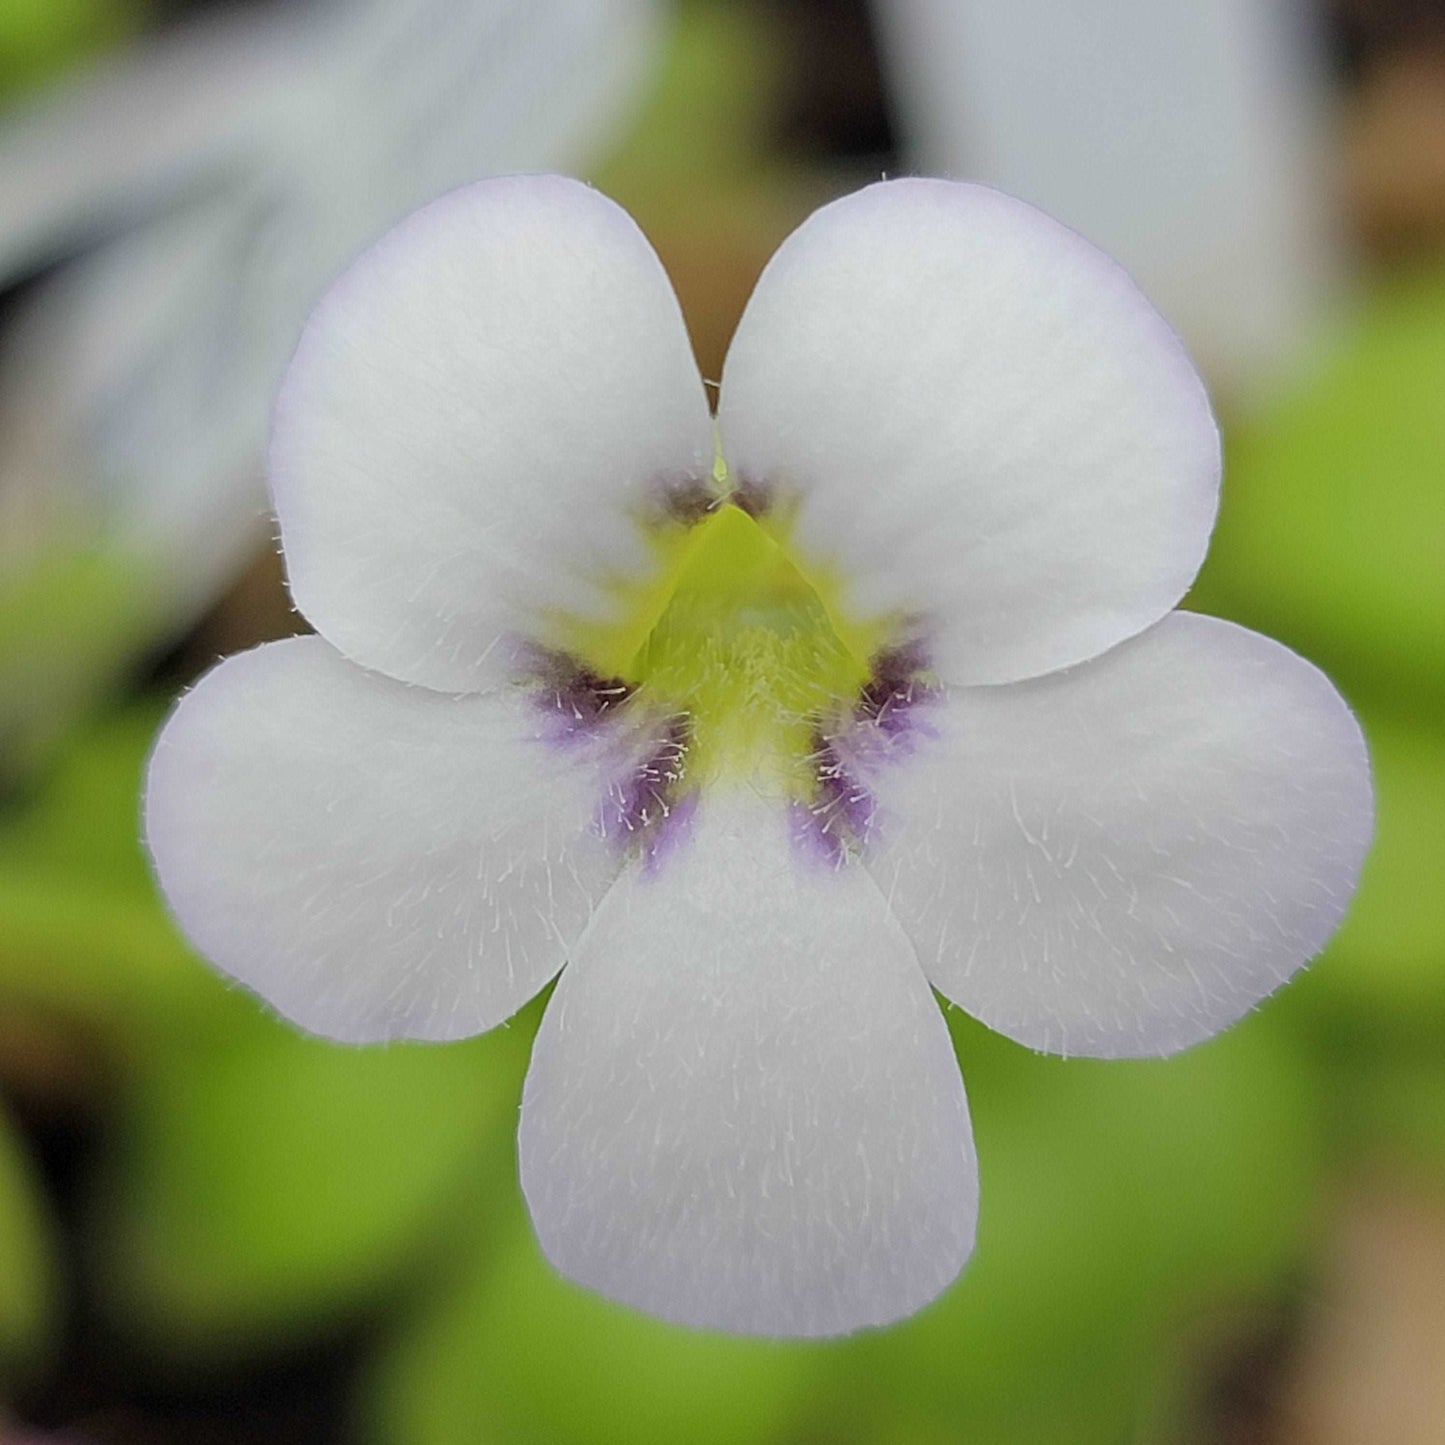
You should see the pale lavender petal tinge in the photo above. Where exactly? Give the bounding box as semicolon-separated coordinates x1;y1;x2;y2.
718;178;1221;687
519;789;977;1336
854;613;1373;1057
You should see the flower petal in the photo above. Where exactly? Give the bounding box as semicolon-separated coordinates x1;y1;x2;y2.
144;636;659;1043
857;613;1373;1057
518;789;977;1338
717;179;1220;685
270;175;715;693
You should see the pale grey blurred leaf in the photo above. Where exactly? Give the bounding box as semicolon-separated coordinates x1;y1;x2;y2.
0;0;661;615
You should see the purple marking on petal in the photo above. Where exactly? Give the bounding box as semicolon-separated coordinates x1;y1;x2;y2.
597;710;694;855
793;642;943;863
789;797;847;869
641;787;699;875
788;729;877;867
524;649;635;742
857;641;935;737
812;731;878;843
521;647;698;871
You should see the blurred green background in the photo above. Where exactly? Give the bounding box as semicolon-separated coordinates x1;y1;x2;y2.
2;1;1443;1442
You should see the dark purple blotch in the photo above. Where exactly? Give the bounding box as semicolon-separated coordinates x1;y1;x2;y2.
807;730;877;857
526;647;697;866
532;655;634;739
794;640;936;864
856;641;932;737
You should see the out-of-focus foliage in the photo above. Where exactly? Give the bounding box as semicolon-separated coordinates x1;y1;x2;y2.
0;0;168;782
93;1009;534;1356
0;1102;55;1375
1337;1054;1445;1183
0;699;222;1053
0;693;161;888
596;0;780;196
1193;269;1445;719
0;0;145;97
1307;713;1445;1027
0;552;163;787
594;0;824;383
368;1188;826;1445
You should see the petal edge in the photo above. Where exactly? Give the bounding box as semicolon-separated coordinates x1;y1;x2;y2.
144;636;656;1042
270;175;715;693
860;612;1373;1057
718;178;1221;686
519;789;977;1336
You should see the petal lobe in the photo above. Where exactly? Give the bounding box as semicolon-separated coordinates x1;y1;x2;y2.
519;789;977;1336
718;178;1220;686
857;612;1373;1057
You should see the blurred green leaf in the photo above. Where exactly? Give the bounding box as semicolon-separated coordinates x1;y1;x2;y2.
0;1102;56;1376
819;1010;1321;1441
0;697;165;889
366;1184;825;1445
92;1002;536;1359
1334;1054;1445;1184
0;869;226;1046
1191;269;1445;720
1294;713;1445;1031
0;550;166;786
0;0;146;97
0;698;233;1052
599;0;778;186
595;0;817;266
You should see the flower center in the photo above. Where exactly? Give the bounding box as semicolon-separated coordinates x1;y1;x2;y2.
630;502;876;788
542;491;926;863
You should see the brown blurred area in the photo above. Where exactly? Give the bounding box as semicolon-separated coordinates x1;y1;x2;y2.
1279;1181;1445;1444
1336;0;1445;255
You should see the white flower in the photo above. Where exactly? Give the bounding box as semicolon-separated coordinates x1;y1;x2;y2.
143;175;1374;1338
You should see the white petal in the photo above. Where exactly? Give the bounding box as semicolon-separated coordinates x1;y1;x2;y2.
717;179;1220;685
518;788;976;1338
144;636;666;1043
270;175;714;693
856;613;1373;1057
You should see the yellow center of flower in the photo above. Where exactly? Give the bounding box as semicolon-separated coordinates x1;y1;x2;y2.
565;500;888;790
